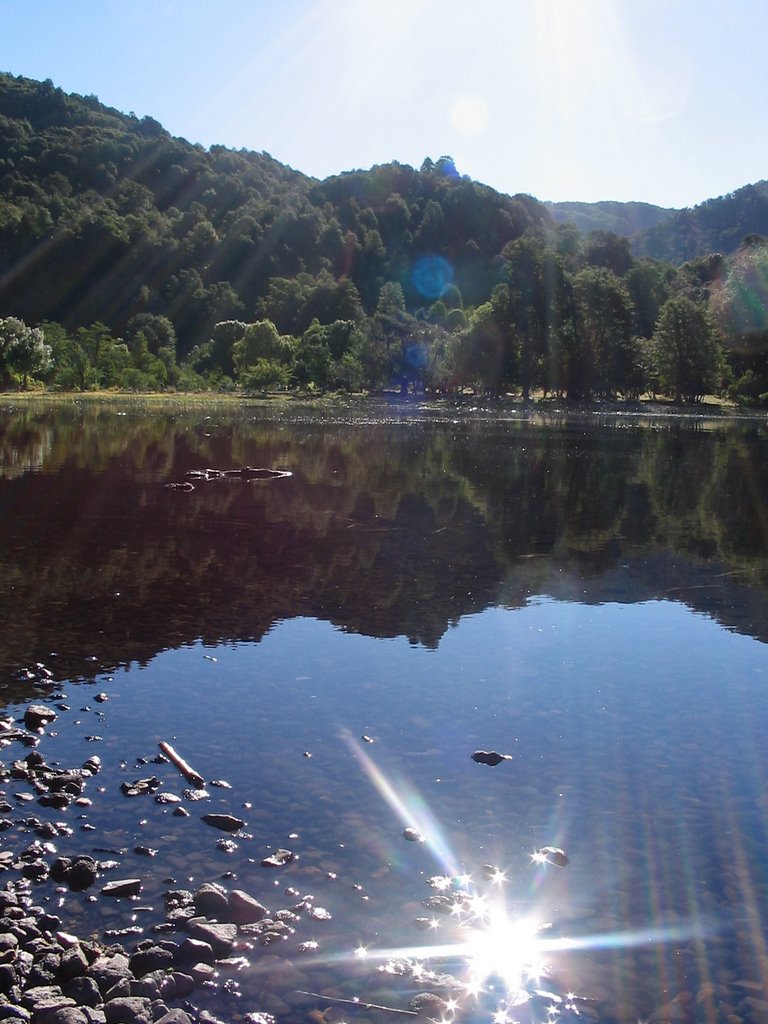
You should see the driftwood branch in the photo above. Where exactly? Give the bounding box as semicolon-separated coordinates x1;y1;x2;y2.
159;741;205;789
297;992;417;1016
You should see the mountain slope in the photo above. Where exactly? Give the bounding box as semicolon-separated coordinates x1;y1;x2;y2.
632;181;768;262
545;199;675;237
0;72;550;351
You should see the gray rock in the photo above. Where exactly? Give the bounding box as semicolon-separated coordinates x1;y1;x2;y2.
187;921;236;958
62;977;103;1008
103;979;132;1003
0;1006;31;1022
174;939;213;967
58;945;90;982
85;954;133;997
0;964;17;996
100;880;142;899
127;980;159;1002
153;1012;193;1024
24;706;58;731
127;948;173;979
103;997;153;1024
192;883;228;918
169;974;193;999
200;814;243;833
41;1009;91;1024
227;890;267;925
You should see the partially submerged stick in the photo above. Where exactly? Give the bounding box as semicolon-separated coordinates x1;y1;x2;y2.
297;992;417;1016
159;740;205;789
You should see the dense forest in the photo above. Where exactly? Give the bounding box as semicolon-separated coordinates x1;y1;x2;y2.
2;71;768;403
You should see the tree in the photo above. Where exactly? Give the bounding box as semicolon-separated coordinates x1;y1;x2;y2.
0;316;53;389
240;358;291;395
232;320;295;379
124;314;176;355
652;296;723;402
571;268;634;399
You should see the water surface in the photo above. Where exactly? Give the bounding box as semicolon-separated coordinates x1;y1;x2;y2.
1;399;768;1023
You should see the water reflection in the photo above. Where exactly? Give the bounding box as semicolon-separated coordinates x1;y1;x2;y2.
2;400;768;1022
1;400;767;687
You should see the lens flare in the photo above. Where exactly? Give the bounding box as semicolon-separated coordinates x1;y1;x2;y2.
342;730;462;878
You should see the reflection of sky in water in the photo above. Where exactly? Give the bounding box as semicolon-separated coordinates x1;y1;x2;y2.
22;597;768;1020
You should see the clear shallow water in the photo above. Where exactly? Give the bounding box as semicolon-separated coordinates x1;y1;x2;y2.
2;400;768;1023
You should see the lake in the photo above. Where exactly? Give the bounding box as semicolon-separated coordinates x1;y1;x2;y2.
2;397;768;1024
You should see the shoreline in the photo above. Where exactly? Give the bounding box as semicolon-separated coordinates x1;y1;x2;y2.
1;390;766;425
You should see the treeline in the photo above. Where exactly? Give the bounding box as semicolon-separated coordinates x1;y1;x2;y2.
1;72;768;402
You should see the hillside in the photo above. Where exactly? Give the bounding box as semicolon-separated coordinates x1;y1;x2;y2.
0;72;549;353
632;181;768;262
545;199;674;237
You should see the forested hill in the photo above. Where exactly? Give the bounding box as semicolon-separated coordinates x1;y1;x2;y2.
5;70;768;407
0;71;549;353
545;200;674;238
632;181;768;262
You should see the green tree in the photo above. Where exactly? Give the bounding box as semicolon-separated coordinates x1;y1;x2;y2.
232;320;295;379
240;358;291;395
571;267;634;399
652;296;723;402
0;316;53;388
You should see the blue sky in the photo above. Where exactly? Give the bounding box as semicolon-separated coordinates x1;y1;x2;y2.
2;0;767;209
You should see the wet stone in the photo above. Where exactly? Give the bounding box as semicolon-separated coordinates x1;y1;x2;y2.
101;879;142;898
24;706;58;731
402;828;424;843
227;890;268;925
200;814;244;833
260;849;296;868
187;921;237;959
193;883;229;918
471;750;512;766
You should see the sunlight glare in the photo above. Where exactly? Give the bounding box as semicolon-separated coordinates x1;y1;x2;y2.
451;94;490;137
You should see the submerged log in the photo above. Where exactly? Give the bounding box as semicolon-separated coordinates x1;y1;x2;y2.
158;741;205;789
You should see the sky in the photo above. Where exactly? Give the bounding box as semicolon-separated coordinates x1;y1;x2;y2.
2;0;767;210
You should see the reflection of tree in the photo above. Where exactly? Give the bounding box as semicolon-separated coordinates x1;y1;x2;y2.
1;403;768;695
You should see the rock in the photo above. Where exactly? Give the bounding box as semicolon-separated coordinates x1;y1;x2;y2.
187;921;237;958
24;706;58;731
260;849;296;867
403;828;424;843
154;1012;193;1024
537;846;570;867
67;857;99;892
174;938;214;967
128;946;174;978
227;890;268;925
471;750;512;766
192;883;228;918
101;880;142;898
409;993;451;1019
120;779;160;798
44;1009;91;1024
103;997;153;1024
85;954;132;995
200;814;244;832
62;977;103;1008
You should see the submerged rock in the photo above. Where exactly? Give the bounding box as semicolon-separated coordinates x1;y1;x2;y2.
471;750;513;766
537;846;570;867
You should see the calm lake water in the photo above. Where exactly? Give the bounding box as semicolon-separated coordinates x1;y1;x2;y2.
2;398;768;1024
